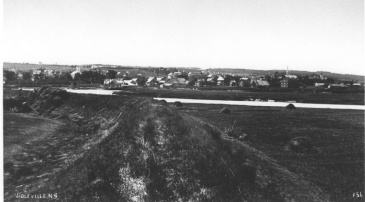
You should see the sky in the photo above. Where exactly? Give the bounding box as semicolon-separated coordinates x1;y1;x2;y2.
3;0;364;75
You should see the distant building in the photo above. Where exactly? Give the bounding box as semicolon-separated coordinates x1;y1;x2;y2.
229;80;237;87
146;77;157;87
70;67;82;80
328;84;349;93
315;83;326;88
188;72;202;77
167;73;174;79
284;66;298;79
239;77;251;88
217;76;224;86
206;77;214;85
251;79;270;88
123;78;139;86
281;67;299;88
164;78;187;88
194;78;204;87
156;77;166;86
17;72;24;80
280;78;300;88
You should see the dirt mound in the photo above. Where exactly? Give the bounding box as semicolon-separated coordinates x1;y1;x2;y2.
286;103;296;109
30;86;71;114
37;98;258;201
219;107;231;114
173;101;183;107
157;99;168;106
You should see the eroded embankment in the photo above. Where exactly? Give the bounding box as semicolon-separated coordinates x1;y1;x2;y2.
5;86;330;201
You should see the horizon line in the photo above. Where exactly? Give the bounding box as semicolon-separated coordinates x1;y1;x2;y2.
3;61;364;76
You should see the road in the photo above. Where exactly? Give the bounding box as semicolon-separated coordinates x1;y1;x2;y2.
22;88;365;110
154;98;365;110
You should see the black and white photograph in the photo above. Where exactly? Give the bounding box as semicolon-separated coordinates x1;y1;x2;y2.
2;0;364;201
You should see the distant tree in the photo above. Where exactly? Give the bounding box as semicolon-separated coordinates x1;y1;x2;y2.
80;70;105;83
33;72;45;81
302;75;313;86
187;80;195;86
265;75;271;83
233;75;241;83
106;70;117;79
138;76;147;86
23;72;32;81
326;78;335;84
224;75;233;86
4;70;17;81
65;72;73;80
74;72;82;81
188;78;197;86
81;71;93;83
274;71;279;79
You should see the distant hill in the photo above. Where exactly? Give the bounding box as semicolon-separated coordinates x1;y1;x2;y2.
206;68;364;82
3;62;364;82
3;62;76;72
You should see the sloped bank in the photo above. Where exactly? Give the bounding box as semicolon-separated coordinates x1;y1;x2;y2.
7;86;330;201
38;93;258;201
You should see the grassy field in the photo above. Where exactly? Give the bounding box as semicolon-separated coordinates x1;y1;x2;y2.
116;87;365;105
179;103;364;201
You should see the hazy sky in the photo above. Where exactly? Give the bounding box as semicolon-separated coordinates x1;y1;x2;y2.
3;0;364;75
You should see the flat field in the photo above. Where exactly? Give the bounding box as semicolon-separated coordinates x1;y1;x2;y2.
116;88;365;105
178;103;364;201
